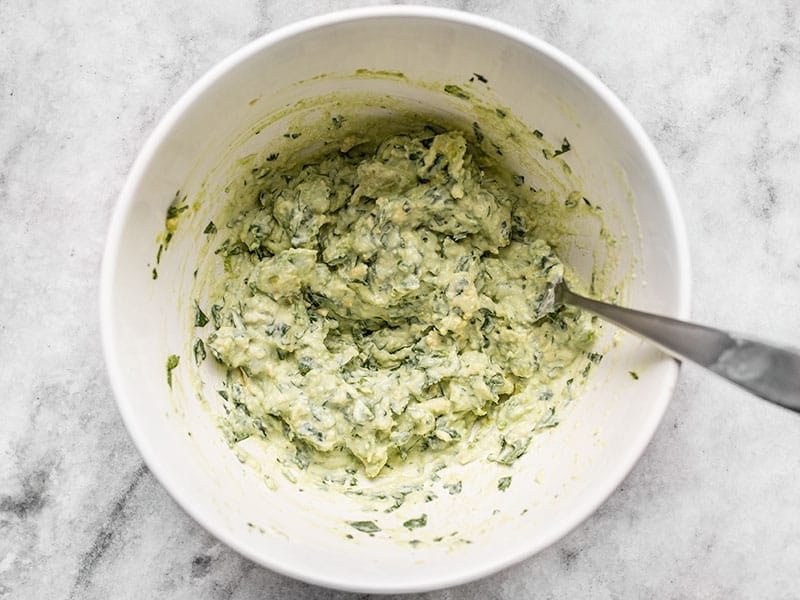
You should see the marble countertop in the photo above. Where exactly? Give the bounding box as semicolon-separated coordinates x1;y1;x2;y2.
2;1;799;598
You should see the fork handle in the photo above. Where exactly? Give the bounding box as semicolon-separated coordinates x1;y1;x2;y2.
563;287;800;413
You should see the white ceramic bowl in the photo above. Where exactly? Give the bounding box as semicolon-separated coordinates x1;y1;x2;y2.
101;6;690;593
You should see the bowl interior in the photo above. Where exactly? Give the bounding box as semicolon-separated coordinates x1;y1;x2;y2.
102;9;689;593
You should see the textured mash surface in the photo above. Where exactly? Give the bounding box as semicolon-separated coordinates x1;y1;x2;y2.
206;130;595;478
2;1;800;598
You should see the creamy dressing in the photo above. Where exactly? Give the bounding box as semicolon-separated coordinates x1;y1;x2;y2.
202;127;600;483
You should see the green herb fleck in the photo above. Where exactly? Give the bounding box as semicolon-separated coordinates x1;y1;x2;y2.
194;339;206;365
283;132;302;139
194;303;209;327
498;476;512;492
156;244;163;264
162;193;187;250
629;371;640;380
444;481;462;495
473;72;488;83
348;520;381;534
297;356;313;376
532;129;544;138
265;152;279;162
151;268;158;280
472;121;484;144
165;192;189;221
490;435;531;465
444;84;471;100
512;174;525;186
166;354;180;389
403;514;428;530
544;137;571;159
211;304;223;329
495;107;507;118
331;115;346;129
204;221;217;234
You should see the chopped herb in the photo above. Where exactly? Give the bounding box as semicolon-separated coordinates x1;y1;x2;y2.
331;115;345;129
385;488;417;513
512;174;525;186
156;244;163;264
495;108;507;118
210;304;223;329
403;514;428;530
348;520;381;534
539;406;560;430
297;356;313;376
444;481;462;495
166;354;180;389
166;203;188;221
490;435;531;466
203;221;217;234
194;303;209;327
472;121;484;144
588;352;603;364
444;84;470;100
532;129;544;138
151;268;158;280
194;339;206;365
583;197;592;207
544;137;571;159
498;476;512;492
165;192;189;232
283;132;302;139
629;371;640;380
265;153;279;162
473;72;488;83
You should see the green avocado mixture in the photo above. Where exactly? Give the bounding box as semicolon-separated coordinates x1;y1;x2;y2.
204;128;598;478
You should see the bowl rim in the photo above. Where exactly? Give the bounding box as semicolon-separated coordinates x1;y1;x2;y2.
100;5;692;594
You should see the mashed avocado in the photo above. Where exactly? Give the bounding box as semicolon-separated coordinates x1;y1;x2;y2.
205;128;598;478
